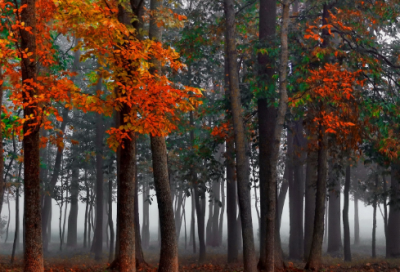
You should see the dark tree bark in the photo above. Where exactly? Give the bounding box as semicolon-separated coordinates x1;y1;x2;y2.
108;174;115;262
305;115;329;270
134;150;146;269
83;169;89;249
0;69;4;218
148;0;179;270
304;149;317;259
304;5;330;270
67;166;79;248
257;0;277;270
289;120;305;260
211;180;221;247
191;112;206;262
224;46;239;263
343;165;351;262
91;109;105;260
11;163;22;264
372;173;379;258
327;169;342;254
190;187;197;253
382;172;388;238
224;0;257;270
218;179;225;245
142;182;150;249
206;194;213;246
386;159;400;258
21;0;44;269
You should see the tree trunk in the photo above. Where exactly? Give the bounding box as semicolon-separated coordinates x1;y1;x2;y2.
304;123;328;270
257;0;277;270
21;0;44;269
84;169;89;248
304;149;317;259
382;172;388;238
0;69;4;219
343;165;351;262
372;173;379;258
11;164;22;264
5;192;10;243
225;54;238;263
60;176;68;252
218;180;225;246
150;135;179;271
135;152;146;268
224;0;257;270
190;188;197;253
327;168;342;254
386;159;400;258
212;181;220;247
67;166;79;248
206;195;213;246
108;175;115;262
259;2;290;270
148;1;179;270
354;195;360;245
142;182;150;249
277;168;289;230
91;109;104;260
290;120;305;260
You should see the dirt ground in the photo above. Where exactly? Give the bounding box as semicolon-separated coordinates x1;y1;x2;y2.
1;242;400;271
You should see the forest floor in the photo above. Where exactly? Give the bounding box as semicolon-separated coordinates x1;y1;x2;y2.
1;243;400;271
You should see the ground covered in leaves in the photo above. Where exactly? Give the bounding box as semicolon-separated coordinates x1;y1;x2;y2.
2;255;400;271
1;244;400;271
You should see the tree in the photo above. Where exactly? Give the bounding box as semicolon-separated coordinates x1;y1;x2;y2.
21;0;44;269
224;0;257;270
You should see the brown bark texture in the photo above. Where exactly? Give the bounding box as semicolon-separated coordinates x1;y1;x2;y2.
257;0;277;269
21;0;44;270
224;0;257;270
386;160;400;258
343;165;351;261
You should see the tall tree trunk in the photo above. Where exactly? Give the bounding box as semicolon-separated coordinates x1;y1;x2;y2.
277;168;289;230
212;181;220;247
382;172;388;238
0;69;4;218
354;195;360;245
304;5;330;270
60;176;68;252
91;108;105;260
108;174;115;262
191;113;206;262
372;173;379;258
67;166;79;248
5;192;10;243
148;0;179;270
11;163;22;264
304;123;328;270
386;159;400;258
327;169;342;254
257;0;277;269
218;180;225;246
260;1;290;271
21;0;44;269
135;151;146;268
225;51;239;263
142;182;150;249
224;0;257;270
84;169;89;249
290;120;305;259
304;149;317;259
206;195;213;246
190;188;197;253
343;165;351;262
